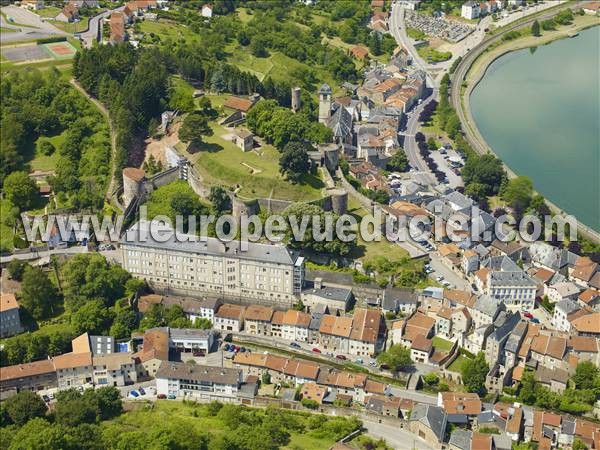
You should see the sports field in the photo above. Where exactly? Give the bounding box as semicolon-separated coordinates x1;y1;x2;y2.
1;40;76;63
41;41;77;59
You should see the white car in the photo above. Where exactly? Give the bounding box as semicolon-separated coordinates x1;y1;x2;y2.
436;276;444;282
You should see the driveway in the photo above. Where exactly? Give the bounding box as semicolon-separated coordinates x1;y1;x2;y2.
362;419;435;450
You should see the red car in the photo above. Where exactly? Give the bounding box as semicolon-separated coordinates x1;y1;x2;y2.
523;311;533;319
157;394;167;399
335;355;347;360
312;348;322;353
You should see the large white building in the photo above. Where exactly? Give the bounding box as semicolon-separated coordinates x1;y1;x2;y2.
156;361;242;401
461;1;481;19
121;222;305;307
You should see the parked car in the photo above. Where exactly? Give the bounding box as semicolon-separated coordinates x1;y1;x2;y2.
128;390;139;398
138;388;146;396
240;347;246;353
290;342;301;349
523;311;533;319
167;394;176;400
531;318;540;324
223;344;231;351
355;358;364;365
379;364;390;370
335;355;347;360
192;351;204;357
157;394;167;399
42;395;50;403
312;348;322;354
436;276;444;282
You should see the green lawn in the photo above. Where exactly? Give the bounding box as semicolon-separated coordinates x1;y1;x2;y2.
31;131;66;171
35;6;62;18
432;336;453;352
0;27;17;33
448;354;472;373
417;45;452;63
181;98;324;202
103;401;357;450
139;19;201;44
49;17;89;33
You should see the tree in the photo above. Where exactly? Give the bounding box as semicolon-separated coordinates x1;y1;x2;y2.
178;112;212;148
38;140;56;156
4;391;47;426
386;150;409;172
377;344;413;370
54;396;99;427
7;260;28;281
110;307;138;339
3;171;38;211
19;267;61;320
279;141;310;183
168;82;195;113
209;186;231;213
573;361;599;391
193;318;212;330
197;97;218;120
462;154;506;196
501;176;533;211
71;299;113;335
531;19;541;36
94;386;123;420
573;438;589;450
460;352;489;396
261;372;272;385
518;369;537;405
7;418;66;450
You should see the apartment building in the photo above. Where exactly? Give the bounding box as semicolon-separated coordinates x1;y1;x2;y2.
0;359;57;394
121;221;305;307
0;293;22;338
214;304;245;332
348;308;382;356
156;361;242;401
92;353;137;387
53;352;93;390
243;305;274;336
281;310;311;342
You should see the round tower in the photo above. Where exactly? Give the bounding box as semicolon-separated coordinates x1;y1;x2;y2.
291;87;301;113
122;168;145;208
318;83;332;124
329;189;348;215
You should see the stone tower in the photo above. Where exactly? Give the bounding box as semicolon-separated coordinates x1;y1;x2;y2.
291;87;301;113
318;83;332;124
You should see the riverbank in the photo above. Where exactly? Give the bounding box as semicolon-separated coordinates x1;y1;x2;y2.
459;15;600;240
465;14;599;90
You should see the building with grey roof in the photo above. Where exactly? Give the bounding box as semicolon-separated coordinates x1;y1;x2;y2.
121;221;304;307
381;289;418;314
408;404;448;447
469;294;504;329
155;361;242;400
481;256;536;311
485;312;523;366
301;280;354;312
328;105;353;145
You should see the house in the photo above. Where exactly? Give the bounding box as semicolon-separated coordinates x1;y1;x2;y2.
462;0;481;18
350;46;369;60
381;289;418;315
547;281;580;304
270;310;285;338
138;295;222;325
317;368;371;403
365;395;403;418
53;352;93;390
0;293;22;337
109;12;126;44
484;311;522;366
20;0;45;10
400;312;435;347
168;328;214;356
439;392;482;416
214;304;245;333
56;2;79;22
569;336;599;365
577;288;600;310
201;4;213;18
348;308;382;356
243;305;274;336
408;404;448;448
570;312;600;337
483;257;536;311
0;359;58;394
281;309;311;342
232;129;254;152
529;335;567;369
300;382;327;404
468;294;504;330
156;361;242;401
534;365;570;393
92;353;137;387
551;299;581;332
449;430;494;450
570;258;598;287
133;327;170;378
301;279;354;312
319;314;353;353
462;249;479;274
223;96;255;114
71;333;116;355
583;1;600;14
411;334;433;363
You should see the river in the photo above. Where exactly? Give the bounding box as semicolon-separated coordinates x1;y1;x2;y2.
470;26;600;232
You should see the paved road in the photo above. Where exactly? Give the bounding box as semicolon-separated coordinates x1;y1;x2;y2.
0;5;67;43
0;246;89;264
401;89;439;174
428;254;471;291
76;6;124;48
